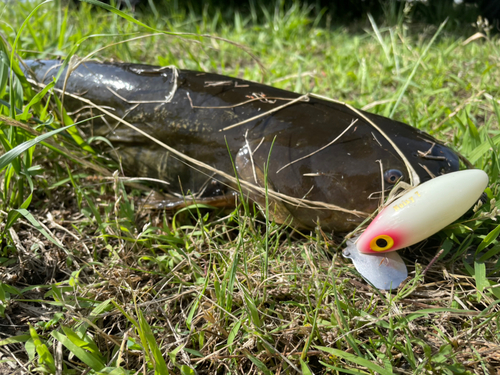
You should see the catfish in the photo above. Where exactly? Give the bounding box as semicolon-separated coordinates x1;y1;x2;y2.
23;60;461;232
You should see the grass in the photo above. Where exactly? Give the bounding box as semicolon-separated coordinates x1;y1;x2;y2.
0;0;499;374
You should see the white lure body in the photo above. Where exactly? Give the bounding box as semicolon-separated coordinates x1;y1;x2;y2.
356;169;489;254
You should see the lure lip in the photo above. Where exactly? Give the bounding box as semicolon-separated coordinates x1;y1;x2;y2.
356;169;489;254
342;236;408;290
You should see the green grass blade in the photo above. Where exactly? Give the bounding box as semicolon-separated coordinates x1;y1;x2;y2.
7;208;66;250
52;94;96;154
136;307;170;375
21;81;55;120
0;334;31;346
400;308;477;323
51;329;106;371
388;18;447;118
476;223;500;253
0;51;9;96
30;324;56;373
57;5;68;50
247;355;272;375
243;291;262;329
227;320;242;354
319;361;369;374
367;14;391;65
474;261;489;299
0;122;75;170
82;0;167;34
468;133;500;164
478;244;500;262
316;346;392;375
186;274;209;330
180;365;196;375
61;325;102;358
300;359;314;375
8;0;53;117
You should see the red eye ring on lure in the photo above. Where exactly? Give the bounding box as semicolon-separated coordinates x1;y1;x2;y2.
369;235;394;252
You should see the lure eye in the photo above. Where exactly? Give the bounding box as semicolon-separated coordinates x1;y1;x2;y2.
384;169;403;185
370;235;394;252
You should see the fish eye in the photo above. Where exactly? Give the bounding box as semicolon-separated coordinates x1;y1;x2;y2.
370;235;394;252
384;169;403;184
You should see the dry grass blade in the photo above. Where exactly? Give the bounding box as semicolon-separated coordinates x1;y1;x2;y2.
276;119;358;174
82;0;268;78
220;94;310;131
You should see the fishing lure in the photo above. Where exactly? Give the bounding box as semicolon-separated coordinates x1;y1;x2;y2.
343;169;489;289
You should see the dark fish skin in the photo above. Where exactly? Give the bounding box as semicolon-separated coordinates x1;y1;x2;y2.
24;60;460;232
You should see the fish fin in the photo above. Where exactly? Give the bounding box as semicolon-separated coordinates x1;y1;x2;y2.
140;191;239;210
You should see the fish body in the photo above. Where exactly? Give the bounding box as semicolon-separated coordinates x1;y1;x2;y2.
24;60;460;231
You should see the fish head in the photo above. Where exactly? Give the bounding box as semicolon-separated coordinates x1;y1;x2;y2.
247;102;462;232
